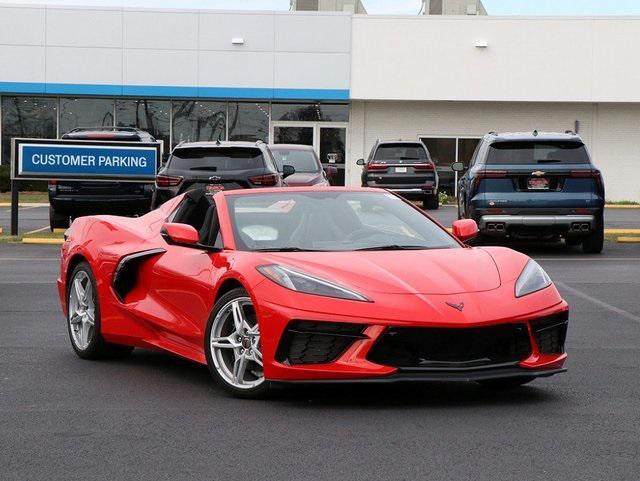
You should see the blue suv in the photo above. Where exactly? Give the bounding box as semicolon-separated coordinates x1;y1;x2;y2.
455;131;605;253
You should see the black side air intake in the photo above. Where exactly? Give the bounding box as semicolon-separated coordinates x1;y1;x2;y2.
112;248;165;302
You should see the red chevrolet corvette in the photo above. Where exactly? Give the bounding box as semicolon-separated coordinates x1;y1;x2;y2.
58;187;568;397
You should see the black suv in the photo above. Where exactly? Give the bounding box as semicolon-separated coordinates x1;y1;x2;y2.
456;131;605;253
49;127;157;230
151;141;293;208
357;140;439;209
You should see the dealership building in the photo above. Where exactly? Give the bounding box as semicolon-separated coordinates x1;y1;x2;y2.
1;2;640;200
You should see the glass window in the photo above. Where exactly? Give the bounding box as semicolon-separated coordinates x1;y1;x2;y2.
172;101;226;145
486;141;589;165
1;96;58;166
373;143;428;163
228;102;269;142
270;147;319;173
226;191;458;252
169;146;265;171
271;103;348;122
420;138;455;167
458;138;482;167
116;99;171;154
273;126;314;146
59;98;114;135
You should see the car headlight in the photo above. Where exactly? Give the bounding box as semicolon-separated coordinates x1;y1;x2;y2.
256;264;371;302
515;260;552;298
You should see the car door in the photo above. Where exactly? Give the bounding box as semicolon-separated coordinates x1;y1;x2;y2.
145;195;227;356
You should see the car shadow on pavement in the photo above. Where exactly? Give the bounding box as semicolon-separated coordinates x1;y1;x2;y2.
114;350;562;408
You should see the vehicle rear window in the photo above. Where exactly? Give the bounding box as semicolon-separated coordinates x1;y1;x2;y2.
486;141;589;165
373;144;428;163
271;149;319;173
169;147;265;171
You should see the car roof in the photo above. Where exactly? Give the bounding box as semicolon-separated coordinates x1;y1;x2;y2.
174;141;265;149
487;131;583;142
376;140;426;146
218;186;382;197
268;144;315;151
61;127;153;141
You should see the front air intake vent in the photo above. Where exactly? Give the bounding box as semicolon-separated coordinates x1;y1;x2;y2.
276;321;366;365
531;312;568;354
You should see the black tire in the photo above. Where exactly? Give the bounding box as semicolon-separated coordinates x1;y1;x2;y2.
423;194;439;210
205;287;270;399
565;237;582;247
477;377;535;389
582;215;604;254
66;262;134;360
49;206;70;231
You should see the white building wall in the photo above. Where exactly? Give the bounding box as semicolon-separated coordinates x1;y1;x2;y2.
351;15;640;103
347;100;639;201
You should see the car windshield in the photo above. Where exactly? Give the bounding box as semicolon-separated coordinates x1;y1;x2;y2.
271;149;319;173
169;147;265;171
226;191;459;252
487;141;590;165
373;144;428;164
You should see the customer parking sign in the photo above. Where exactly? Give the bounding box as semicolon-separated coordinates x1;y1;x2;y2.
12;138;161;181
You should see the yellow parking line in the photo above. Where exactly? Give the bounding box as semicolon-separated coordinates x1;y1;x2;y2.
52;228;66;234
618;237;640;244
605;204;640;209
22;238;64;245
604;229;640;235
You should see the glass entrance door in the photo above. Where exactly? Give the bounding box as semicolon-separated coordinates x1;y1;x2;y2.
319;127;346;186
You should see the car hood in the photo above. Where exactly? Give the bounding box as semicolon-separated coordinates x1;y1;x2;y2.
285;172;323;186
261;248;501;295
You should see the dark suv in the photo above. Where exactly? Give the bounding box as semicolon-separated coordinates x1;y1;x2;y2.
456;131;605;253
357;140;439;209
151;141;292;208
49;127;156;230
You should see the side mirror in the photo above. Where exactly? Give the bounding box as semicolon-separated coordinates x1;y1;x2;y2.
452;219;478;242
356;158;365;166
325;165;338;176
282;164;295;179
451;162;465;172
161;223;200;246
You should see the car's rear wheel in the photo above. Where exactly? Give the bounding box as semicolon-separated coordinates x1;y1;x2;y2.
423;194;439;210
205;287;268;398
477;376;535;389
49;206;70;231
67;262;134;359
582;214;604;254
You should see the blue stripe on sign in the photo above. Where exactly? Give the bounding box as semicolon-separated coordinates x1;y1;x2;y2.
0;81;350;101
20;144;157;178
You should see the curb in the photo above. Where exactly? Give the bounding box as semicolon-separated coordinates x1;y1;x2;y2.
22;238;64;245
617;236;640;244
605;205;640;209
0;202;49;208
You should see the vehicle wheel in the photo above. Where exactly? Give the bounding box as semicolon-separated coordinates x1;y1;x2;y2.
423;194;439;210
49;206;70;231
582;215;604;254
477;377;535;389
67;262;134;360
565;237;582;247
205;287;268;398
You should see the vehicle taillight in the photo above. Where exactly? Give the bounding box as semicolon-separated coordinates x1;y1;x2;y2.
473;170;507;190
249;173;279;186
155;174;183;187
367;163;388;171
571;169;603;189
413;163;435;171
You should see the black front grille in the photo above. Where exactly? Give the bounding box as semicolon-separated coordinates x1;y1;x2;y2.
276;321;366;365
367;324;531;370
531;312;568;354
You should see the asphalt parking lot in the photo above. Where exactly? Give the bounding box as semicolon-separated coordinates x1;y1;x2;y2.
1;227;639;480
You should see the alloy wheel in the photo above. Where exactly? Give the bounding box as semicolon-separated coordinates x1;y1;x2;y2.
68;270;95;350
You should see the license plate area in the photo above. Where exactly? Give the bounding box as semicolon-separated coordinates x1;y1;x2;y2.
395;167;407;173
527;177;550;190
206;184;225;194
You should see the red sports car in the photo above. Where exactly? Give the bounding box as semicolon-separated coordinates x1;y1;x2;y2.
58;187;568;398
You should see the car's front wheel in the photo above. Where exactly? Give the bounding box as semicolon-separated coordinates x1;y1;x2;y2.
205;287;268;398
67;262;134;359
